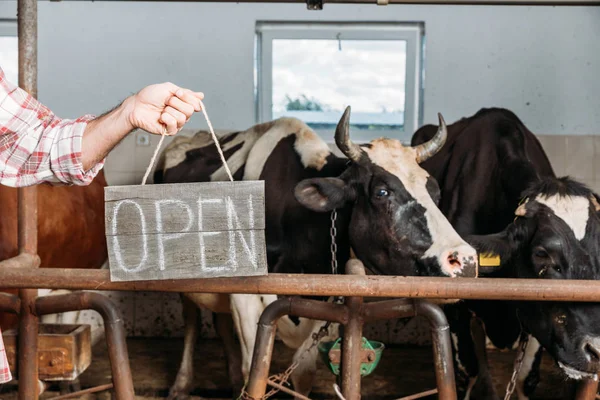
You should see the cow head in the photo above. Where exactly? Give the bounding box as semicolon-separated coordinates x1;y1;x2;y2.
473;178;600;379
294;106;478;278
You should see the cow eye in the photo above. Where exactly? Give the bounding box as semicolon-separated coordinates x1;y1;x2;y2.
533;248;549;258
376;188;389;197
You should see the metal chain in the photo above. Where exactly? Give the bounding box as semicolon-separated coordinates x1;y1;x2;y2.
504;334;530;400
330;209;344;305
241;209;343;400
331;209;339;275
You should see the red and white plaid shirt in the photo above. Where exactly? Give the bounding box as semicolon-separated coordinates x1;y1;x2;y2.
0;340;9;384
0;66;106;383
0;66;105;187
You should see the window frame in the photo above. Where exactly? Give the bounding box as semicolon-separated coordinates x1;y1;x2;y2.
0;19;18;85
0;19;17;36
255;21;425;143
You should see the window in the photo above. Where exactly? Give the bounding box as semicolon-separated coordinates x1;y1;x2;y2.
0;20;18;84
255;22;424;143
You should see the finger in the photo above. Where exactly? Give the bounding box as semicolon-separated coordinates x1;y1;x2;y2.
160;112;178;135
163;82;180;95
164;106;187;129
194;92;204;100
167;95;195;119
175;88;203;112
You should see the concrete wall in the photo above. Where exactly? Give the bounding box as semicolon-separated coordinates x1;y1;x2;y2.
1;1;599;343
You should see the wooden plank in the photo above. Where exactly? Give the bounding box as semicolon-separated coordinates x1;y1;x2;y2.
105;181;265;235
104;180;268;282
2;324;92;381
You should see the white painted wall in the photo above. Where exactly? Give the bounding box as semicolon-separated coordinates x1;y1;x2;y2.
1;1;599;136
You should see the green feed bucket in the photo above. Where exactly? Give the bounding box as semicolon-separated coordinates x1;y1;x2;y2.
318;337;385;377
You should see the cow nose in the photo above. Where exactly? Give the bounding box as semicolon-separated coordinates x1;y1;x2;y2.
440;245;478;277
583;338;600;363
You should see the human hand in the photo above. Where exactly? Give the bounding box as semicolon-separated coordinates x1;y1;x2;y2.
125;82;204;135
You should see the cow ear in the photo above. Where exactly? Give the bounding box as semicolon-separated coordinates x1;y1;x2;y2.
467;232;511;276
590;194;600;212
294;178;352;212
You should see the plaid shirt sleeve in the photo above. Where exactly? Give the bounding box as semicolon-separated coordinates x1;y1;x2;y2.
0;332;11;384
0;66;105;187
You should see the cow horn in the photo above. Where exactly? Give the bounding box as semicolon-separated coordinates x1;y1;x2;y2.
590;195;600;212
414;113;448;163
335;106;364;163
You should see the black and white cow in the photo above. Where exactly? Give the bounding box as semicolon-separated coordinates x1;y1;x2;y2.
411;107;600;399
154;108;479;399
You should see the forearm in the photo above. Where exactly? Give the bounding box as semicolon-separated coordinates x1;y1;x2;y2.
81;96;136;171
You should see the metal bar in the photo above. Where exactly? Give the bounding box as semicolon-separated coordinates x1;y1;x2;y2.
290;298;349;324
35;292;135;400
0;254;40;270
0;293;21;314
341;295;363;400
16;0;40;398
48;0;600;5
362;299;415;323
46;383;114;400
4;269;600;302
246;298;292;399
396;389;438;400
414;300;457;400
341;260;366;400
266;379;312;400
575;379;599;400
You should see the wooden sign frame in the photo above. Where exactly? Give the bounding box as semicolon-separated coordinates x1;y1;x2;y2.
104;181;268;282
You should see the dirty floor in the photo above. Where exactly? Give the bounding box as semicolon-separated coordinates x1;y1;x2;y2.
0;338;585;399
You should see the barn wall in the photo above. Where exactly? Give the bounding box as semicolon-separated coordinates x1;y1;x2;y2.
1;1;599;344
2;1;599;134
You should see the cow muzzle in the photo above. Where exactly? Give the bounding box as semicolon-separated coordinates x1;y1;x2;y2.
439;245;479;278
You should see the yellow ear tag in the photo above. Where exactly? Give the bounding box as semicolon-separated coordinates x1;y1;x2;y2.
479;253;501;267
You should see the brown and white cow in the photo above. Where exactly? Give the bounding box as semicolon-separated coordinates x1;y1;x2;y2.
154;108;478;399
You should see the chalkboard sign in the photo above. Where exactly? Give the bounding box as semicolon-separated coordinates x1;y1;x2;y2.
104;181;268;282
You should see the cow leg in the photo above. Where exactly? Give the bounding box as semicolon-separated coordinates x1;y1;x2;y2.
230;294;270;381
469;315;500;400
515;336;543;400
168;295;200;400
214;312;244;399
446;303;498;400
290;320;340;399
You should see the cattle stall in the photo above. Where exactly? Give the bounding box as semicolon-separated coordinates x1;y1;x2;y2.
1;0;600;399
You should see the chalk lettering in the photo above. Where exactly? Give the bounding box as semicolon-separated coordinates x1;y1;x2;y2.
198;197;226;272
225;196;258;270
155;199;194;271
111;200;148;273
105;181;267;282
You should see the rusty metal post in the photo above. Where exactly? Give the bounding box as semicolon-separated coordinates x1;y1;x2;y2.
17;0;40;398
340;260;367;400
0;293;21;315
574;379;599;400
414;300;457;400
245;297;349;399
7;268;600;303
246;298;293;399
340;295;363;400
35;292;135;400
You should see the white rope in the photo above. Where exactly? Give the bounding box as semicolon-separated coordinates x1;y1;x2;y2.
199;99;234;182
141;133;167;185
141;98;233;185
333;384;346;400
